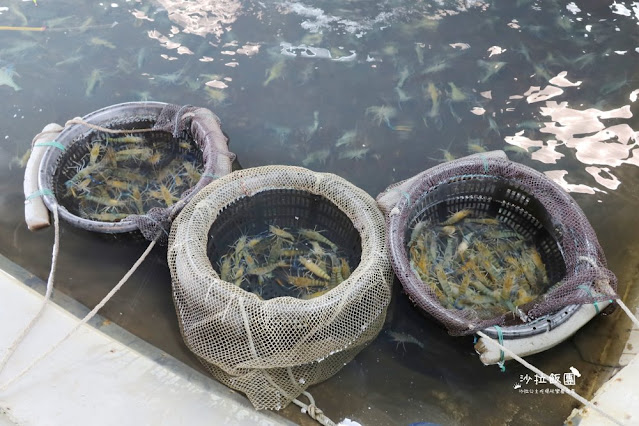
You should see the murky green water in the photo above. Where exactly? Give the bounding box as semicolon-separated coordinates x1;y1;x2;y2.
1;0;639;424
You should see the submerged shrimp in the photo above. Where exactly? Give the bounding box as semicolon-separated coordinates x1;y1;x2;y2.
366;105;397;128
299;256;331;280
387;330;424;350
299;228;338;250
442;209;472;226
269;225;295;241
287;275;328;288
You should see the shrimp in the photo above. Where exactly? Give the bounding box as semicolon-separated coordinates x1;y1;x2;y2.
434;264;454;298
247;261;288;277
414;248;429;277
220;255;232;281
106;134;145;144
147;151;163;166
528;247;548;284
440;225;456;236
310;240;325;257
387;330;424;350
442;209;472;226
515;288;535;305
459;274;470;295
267;237;283;264
233;236;248;259
299;257;331;280
103;146;117;167
246;237;263;248
183;161;201;184
280;248;307;257
89;142;102;165
299;228;338;250
287;275;328;288
302;289;330;299
67;178;92;197
341;258;351;279
115;148;153;162
233;265;245;281
106;179;129;191
409;220;429;246
86;212;130;221
65;160;106;187
159;184;179;206
329;254;343;286
243;250;256;269
84;194;126;208
502;271;516;300
269;225;295;241
129;186;145;214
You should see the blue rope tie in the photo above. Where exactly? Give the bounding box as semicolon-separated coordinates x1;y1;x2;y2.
202;173;220;180
25;189;54;201
494;325;506;372
34;141;65;151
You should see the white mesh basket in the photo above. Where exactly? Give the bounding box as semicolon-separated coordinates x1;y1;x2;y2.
168;165;393;410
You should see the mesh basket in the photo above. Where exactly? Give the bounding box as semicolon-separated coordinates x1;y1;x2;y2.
377;151;617;337
168;165;393;410
38;102;233;242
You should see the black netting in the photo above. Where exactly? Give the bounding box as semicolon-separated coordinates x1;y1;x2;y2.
377;151;617;336
39;102;234;243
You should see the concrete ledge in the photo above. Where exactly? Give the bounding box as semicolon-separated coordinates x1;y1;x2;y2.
566;352;639;425
566;305;639;426
0;255;292;426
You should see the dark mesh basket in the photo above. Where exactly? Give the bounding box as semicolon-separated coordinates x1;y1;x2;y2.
38;102;231;239
380;151;617;337
207;189;362;300
404;175;567;337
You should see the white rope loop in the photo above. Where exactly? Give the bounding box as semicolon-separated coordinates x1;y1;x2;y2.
0;204;61;375
0;236;158;391
476;330;625;425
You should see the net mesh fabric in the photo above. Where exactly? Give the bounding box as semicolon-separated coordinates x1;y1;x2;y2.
168;165;393;410
377;151;617;336
130;104;234;243
41;102;233;242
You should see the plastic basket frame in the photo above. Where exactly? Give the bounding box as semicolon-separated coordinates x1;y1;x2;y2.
388;163;599;339
39;102;201;235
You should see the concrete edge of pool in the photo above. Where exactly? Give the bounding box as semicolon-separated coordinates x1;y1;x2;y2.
0;252;637;426
565;318;639;425
0;254;293;426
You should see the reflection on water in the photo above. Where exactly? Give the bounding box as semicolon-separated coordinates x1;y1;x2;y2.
1;0;638;424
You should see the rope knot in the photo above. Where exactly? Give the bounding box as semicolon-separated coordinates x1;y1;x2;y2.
306;404;323;420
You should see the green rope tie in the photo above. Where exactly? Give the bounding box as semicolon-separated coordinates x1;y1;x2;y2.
391;188;411;205
577;284;615;314
480;154;489;173
34;141;65;151
494;325;506;372
26;189;53;201
577;284;600;314
202;173;220;180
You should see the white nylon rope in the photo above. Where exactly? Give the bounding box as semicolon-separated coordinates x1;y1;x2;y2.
0;236;158;391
